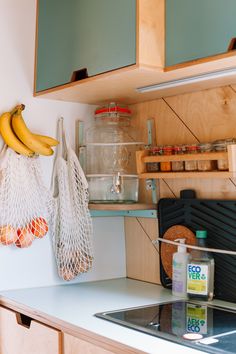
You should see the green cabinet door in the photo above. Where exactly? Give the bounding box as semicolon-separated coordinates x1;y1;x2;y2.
166;0;236;67
36;0;136;92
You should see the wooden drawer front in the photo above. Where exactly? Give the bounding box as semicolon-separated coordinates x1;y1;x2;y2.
0;306;61;354
64;333;115;354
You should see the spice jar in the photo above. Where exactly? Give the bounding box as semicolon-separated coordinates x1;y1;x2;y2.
160;145;172;172
213;138;236;171
185;144;198;171
172;145;184;171
146;146;161;172
197;143;216;171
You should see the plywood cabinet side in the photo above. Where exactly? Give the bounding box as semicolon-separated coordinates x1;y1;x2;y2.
0;299;146;354
125;217;160;285
0;306;62;354
137;0;165;69
63;332;145;354
63;333;115;354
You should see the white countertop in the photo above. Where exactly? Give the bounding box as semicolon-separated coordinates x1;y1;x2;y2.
1;278;234;354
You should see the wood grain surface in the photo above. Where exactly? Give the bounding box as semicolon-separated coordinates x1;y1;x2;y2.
126;84;236;285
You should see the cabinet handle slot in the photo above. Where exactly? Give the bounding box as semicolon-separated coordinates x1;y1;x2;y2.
70;68;88;82
228;37;236;51
16;313;32;329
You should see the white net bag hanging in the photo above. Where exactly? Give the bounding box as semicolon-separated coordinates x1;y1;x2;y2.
51;118;93;281
0;145;53;248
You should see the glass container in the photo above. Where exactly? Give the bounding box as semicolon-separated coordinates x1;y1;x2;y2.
146;146;161;172
160;145;172;172
213;138;236;171
185;144;198;171
172;145;184;172
85;103;144;203
187;230;214;301
197;143;216;171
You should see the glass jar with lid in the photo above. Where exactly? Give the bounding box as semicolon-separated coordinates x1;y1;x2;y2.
185;144;198;171
146;146;161;172
160;145;172;172
213;138;236;171
172;145;184;172
197;143;216;171
85;103;144;203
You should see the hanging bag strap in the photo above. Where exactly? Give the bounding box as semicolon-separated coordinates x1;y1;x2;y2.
57;117;68;159
0;144;9;170
51;117;67;197
51;117;88;195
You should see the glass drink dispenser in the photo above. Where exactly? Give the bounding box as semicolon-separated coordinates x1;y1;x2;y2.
85;103;144;203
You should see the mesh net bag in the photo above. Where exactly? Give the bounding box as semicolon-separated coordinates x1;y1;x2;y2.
51;118;93;281
0;145;53;248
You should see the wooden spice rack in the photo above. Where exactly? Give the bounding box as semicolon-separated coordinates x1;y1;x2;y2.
136;144;236;179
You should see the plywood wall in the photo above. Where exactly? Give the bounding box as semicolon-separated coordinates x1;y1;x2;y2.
125;84;236;285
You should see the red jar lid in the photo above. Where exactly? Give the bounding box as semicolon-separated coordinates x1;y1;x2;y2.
152;146;162;152
186;144;198;151
95;103;131;117
163;145;173;151
173;145;183;152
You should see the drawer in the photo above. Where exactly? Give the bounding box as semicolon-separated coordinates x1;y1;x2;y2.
63;333;115;354
0;306;61;354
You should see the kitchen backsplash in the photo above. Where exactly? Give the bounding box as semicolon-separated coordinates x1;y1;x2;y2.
125;84;236;285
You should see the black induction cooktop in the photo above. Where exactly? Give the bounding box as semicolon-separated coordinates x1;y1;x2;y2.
95;300;236;354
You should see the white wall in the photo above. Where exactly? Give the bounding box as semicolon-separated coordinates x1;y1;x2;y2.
0;0;126;290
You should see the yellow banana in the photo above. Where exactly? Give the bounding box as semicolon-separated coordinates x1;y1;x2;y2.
0;106;34;157
34;134;59;147
11;105;53;156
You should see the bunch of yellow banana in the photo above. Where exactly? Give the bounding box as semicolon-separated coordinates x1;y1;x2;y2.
0;104;59;157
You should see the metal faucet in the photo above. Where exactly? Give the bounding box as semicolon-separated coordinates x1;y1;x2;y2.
110;172;122;194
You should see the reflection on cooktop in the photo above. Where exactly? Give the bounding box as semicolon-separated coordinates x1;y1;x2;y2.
95;301;236;354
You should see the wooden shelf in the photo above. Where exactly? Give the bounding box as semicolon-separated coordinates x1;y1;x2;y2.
89;203;156;211
138;171;235;179
143;151;227;162
136;144;236;179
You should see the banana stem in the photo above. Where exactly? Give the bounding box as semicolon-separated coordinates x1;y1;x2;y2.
11;104;25;116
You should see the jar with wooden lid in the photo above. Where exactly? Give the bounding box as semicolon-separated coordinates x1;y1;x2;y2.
172;145;184;171
197;143;216;171
146;146;161;172
160;145;172;172
185;144;198;171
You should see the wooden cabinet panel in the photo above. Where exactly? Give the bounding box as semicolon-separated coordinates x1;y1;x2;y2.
63;333;115;354
0;306;61;354
34;1;236;104
125;217;160;284
35;0;136;92
166;0;236;67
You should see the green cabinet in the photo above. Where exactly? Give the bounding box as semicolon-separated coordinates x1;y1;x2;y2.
166;0;236;67
35;0;136;92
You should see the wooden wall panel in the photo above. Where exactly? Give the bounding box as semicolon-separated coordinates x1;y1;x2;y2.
125;84;236;285
164;86;236;142
124;217;160;284
160;178;236;200
132;85;236;201
131;99;198;146
230;85;236;93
